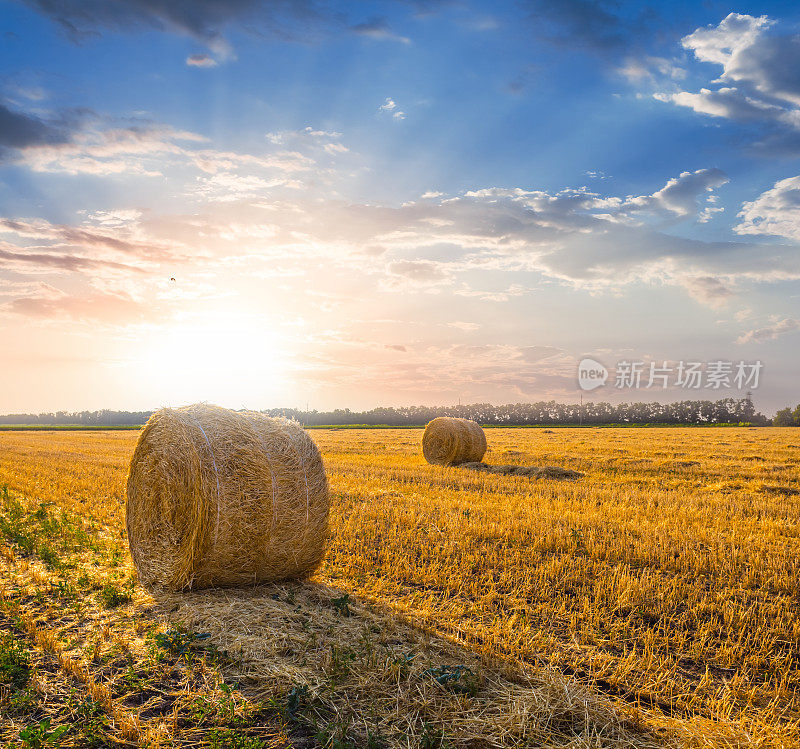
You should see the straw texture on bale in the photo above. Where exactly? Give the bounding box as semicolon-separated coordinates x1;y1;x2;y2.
422;417;487;465
126;404;329;591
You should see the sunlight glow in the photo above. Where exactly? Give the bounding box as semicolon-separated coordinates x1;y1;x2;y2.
134;310;292;408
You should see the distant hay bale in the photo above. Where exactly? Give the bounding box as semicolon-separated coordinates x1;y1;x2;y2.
126;404;329;591
422;417;487;465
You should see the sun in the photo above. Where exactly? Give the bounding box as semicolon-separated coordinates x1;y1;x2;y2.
134;309;292;408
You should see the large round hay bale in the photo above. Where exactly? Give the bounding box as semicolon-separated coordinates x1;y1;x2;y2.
126;404;329;591
422;417;487;465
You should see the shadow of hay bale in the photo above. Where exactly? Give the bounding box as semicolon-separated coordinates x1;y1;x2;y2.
458;462;583;480
144;578;667;748
760;485;800;497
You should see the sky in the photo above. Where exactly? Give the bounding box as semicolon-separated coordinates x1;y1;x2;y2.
1;0;799;415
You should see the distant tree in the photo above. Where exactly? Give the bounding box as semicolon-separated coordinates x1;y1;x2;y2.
774;406;799;426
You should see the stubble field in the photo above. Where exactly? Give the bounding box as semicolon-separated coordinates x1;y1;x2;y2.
1;427;799;748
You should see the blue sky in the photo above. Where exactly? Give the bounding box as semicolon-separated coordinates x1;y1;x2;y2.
1;0;799;414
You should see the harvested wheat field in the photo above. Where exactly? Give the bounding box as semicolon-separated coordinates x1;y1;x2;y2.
1;427;800;748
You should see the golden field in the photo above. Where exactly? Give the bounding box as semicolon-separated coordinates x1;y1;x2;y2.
1;426;799;748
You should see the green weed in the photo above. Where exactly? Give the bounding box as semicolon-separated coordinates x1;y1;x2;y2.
0;631;31;692
207;728;264;749
422;665;478;697
19;719;69;748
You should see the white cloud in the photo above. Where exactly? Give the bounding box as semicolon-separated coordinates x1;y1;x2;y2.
384;259;452;288
619;56;685;83
681;276;734;308
192;168;783;307
351;19;410;44
737;317;800;343
682;13;773;69
455;284;528;302
195;172;289;202
1;149;795;331
736;176;800;240
379;98;406;119
265;126;349;157
655;13;800;151
4;110;318;190
656;88;782;121
186;54;218;68
637;168;729;217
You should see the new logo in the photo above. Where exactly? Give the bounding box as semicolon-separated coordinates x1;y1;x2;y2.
578;358;608;391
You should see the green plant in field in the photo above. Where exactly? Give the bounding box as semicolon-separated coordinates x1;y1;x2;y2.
19;719;69;748
366;729;387;749
37;543;61;569
6;686;38;716
149;626;212;660
422;665;478;697
331;593;352;617
389;650;415;677
326;645;357;684
314;716;358;749
419;723;450;749
49;579;76;602
0;493;95;565
207;728;264;749
0;494;36;555
67;694;108;747
283;683;310;719
189;682;247;726
0;631;31;692
121;662;146;692
98;580;133;608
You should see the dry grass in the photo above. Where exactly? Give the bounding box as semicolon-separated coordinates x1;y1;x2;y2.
1;426;799;747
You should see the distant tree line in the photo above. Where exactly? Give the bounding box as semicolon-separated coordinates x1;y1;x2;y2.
266;397;767;426
0;397;770;426
774;404;800;426
0;410;151;426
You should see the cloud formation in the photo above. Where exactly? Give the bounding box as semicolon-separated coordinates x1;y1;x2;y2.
351;18;410;44
736;176;800;241
681;275;734;308
0;102;68;152
655;13;800;153
19;0;336;56
379;98;406;120
186;53;218;68
737;317;800;344
523;0;656;58
8;289;147;324
0;102;794;344
0;104;330;197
